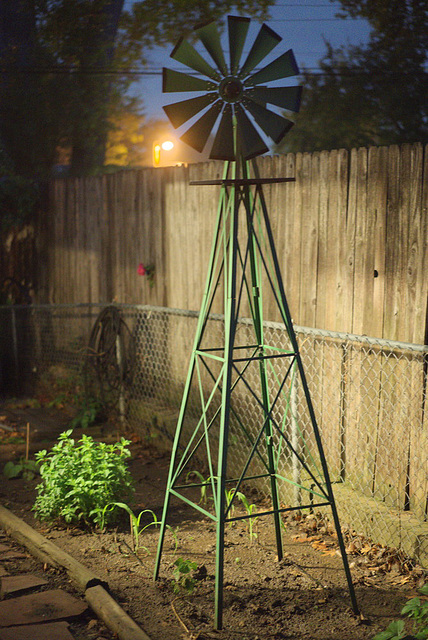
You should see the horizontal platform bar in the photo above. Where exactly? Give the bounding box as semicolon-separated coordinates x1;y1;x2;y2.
198;344;259;353
232;351;296;363
174;472;273;491
189;178;296;186
225;501;332;523
196;345;295;360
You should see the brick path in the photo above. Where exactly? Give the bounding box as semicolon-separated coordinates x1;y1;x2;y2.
0;530;109;640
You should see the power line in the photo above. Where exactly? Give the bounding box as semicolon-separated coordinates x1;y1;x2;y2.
0;65;425;78
273;3;334;5
122;1;336;6
268;17;367;22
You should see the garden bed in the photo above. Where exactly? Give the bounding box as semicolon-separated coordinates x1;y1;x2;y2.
0;410;426;640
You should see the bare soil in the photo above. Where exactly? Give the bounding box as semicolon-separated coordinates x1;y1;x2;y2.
0;405;426;640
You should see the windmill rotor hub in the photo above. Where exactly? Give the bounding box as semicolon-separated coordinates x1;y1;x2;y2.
218;76;244;103
162;15;302;159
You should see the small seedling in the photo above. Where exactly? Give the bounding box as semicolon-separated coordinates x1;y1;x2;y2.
225;487;239;521
101;503;177;553
172;557;198;594
186;470;212;505
225;487;258;541
237;491;259;541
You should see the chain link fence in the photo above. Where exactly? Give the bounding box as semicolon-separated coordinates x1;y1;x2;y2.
0;303;427;566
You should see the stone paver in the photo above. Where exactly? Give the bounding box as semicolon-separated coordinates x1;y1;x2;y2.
0;621;75;640
1;573;49;598
0;588;87;627
0;540;85;638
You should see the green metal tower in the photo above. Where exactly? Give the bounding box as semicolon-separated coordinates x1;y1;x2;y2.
153;15;359;629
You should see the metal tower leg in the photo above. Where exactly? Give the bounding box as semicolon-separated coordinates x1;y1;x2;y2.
214;174;240;630
252;159;359;615
242;177;283;562
154;163;232;582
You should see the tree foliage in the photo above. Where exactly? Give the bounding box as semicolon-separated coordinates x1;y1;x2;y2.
282;0;428;152
105;109;145;167
0;0;272;178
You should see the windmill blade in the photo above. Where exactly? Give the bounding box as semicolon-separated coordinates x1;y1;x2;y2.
246;85;302;112
245;49;299;85
235;104;268;159
163;68;215;93
171;37;220;80
180;101;222;153
163;93;218;129
196;21;228;76
244;98;294;144
239;23;282;79
210;104;235;160
228;15;250;75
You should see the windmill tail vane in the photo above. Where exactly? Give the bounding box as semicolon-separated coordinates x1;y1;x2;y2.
154;14;359;631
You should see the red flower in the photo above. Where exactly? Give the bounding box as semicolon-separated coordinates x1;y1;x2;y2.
137;263;146;276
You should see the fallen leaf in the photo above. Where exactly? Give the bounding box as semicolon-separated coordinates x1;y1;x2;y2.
361;545;373;554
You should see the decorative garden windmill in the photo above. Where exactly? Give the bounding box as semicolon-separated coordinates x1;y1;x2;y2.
153;15;359;629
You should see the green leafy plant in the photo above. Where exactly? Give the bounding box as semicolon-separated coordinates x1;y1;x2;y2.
374;584;428;640
401;584;428;639
172;557;198;594
374;620;406;640
41;368;103;429
71;396;104;430
33;430;134;528
101;503;177;553
3;458;39;481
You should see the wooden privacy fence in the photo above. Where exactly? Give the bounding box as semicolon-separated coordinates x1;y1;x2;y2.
34;142;428;344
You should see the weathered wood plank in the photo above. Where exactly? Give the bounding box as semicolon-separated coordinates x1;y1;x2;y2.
329;148;353;332
403;143;426;344
383;145;401;341
350;147;369;335
281;152;301;325
367;145;388;338
299;152;319;327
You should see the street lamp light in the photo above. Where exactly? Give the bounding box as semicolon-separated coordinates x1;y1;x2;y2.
153;140;174;167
